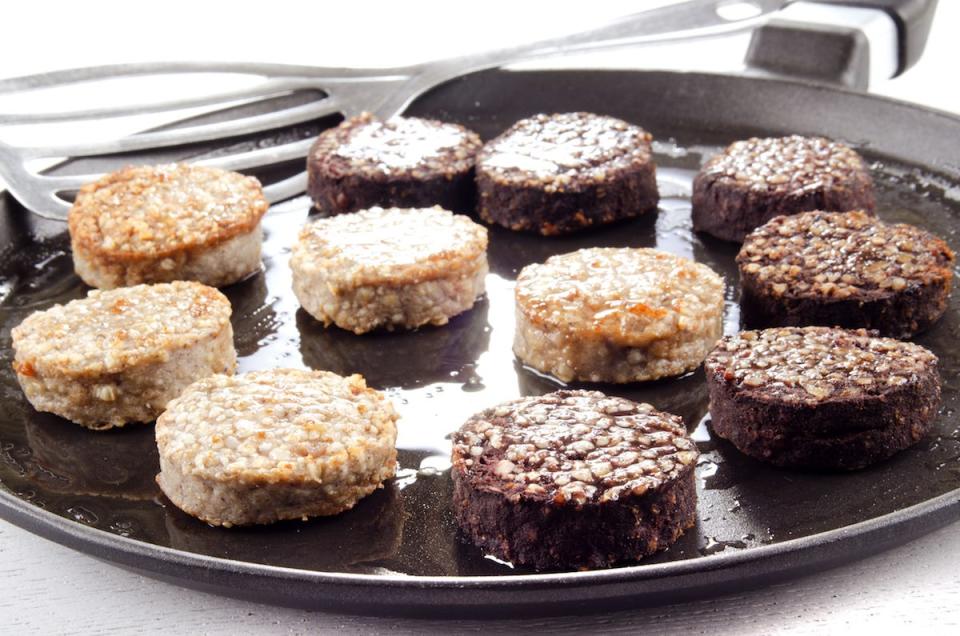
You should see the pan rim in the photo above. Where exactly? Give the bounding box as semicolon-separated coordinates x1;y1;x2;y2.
1;480;959;591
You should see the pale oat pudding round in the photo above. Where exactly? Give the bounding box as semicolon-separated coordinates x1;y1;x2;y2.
514;247;724;383
11;282;236;430
155;369;398;527
290;206;488;334
68;163;269;289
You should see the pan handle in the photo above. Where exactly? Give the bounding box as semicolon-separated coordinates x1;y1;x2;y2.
745;0;938;89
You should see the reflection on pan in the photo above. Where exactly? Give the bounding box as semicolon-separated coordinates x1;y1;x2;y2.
485;213;657;280
164;482;404;572
221;270;273;358
298;299;491;390
23;412;160;501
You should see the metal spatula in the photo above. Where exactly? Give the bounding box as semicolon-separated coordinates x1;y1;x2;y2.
0;0;828;220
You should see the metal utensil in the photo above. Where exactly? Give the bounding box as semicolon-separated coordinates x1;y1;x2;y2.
0;0;785;220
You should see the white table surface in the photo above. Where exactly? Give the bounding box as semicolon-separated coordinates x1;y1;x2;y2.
2;2;959;633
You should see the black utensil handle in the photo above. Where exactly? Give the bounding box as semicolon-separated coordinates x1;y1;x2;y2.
746;0;938;89
796;0;938;73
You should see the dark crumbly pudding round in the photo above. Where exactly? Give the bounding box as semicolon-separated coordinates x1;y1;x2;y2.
704;327;940;471
737;211;955;338
306;113;482;215
451;390;698;570
475;112;659;235
692;135;875;242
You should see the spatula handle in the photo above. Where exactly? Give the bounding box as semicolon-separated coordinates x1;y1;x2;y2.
802;0;938;74
745;0;938;89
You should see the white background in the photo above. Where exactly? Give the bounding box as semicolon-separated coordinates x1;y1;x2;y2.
1;2;959;633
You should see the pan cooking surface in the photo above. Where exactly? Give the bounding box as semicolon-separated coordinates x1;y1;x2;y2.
0;71;959;583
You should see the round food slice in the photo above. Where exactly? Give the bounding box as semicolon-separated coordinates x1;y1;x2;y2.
476;112;659;235
692;135;875;242
704;326;940;470
452;390;698;570
155;368;398;527
307;113;482;214
290;205;488;334
514;247;724;383
737;210;955;338
68;163;268;289
11;281;236;430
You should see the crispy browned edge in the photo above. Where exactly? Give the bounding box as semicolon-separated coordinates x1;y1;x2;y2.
68;165;268;264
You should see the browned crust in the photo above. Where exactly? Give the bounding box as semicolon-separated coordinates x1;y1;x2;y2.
68;164;268;264
11;282;233;379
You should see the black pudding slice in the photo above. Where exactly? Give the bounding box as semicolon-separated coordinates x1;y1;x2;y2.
306;113;482;215
451;390;697;570
475;112;659;235
704;326;940;471
737;210;955;338
691;135;875;243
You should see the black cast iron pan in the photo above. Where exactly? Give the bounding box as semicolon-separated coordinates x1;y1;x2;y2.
1;6;958;619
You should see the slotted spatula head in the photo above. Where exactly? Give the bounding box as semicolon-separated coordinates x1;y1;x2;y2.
0;1;782;220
